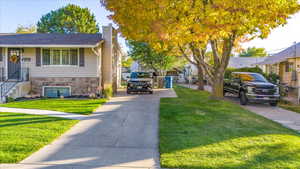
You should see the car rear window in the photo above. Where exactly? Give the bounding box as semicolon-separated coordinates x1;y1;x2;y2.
239;73;268;82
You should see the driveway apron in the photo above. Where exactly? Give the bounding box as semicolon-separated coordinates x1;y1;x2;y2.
0;89;177;169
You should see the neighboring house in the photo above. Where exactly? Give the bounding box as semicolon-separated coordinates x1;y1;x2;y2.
0;24;122;102
130;61;144;72
182;57;267;82
228;56;267;71
258;43;300;87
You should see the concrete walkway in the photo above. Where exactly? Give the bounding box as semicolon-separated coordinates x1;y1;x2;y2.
179;83;300;133
0;89;177;169
0;107;87;120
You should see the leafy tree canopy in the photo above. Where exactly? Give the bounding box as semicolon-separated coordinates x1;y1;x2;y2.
102;0;299;98
16;24;36;33
37;4;99;33
122;57;133;68
239;47;268;57
128;40;185;75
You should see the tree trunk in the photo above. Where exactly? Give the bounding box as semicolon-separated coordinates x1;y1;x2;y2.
211;75;224;99
197;66;204;90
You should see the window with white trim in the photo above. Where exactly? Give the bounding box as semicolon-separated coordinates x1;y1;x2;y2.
44;86;71;97
42;48;79;66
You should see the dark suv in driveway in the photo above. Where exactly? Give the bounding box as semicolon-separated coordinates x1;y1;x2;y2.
127;72;153;94
224;72;280;106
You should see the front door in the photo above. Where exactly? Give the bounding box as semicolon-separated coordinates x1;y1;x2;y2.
7;48;21;80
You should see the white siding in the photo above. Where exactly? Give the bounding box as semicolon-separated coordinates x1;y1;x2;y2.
0;48;7;77
22;48;99;77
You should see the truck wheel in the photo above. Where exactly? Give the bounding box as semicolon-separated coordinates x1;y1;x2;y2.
240;91;248;105
270;102;278;106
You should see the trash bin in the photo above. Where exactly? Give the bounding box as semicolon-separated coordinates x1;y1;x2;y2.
165;76;173;88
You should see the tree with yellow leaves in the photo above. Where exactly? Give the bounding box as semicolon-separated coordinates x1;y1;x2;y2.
101;0;299;98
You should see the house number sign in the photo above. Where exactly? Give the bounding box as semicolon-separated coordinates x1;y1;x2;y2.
22;58;31;62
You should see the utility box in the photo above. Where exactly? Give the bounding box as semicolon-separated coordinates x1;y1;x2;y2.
165;76;173;88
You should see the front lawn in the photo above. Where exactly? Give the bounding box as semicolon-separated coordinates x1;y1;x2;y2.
0;112;77;163
0;98;107;115
160;86;300;169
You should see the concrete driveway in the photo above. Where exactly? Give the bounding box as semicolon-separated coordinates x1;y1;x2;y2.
0;89;177;169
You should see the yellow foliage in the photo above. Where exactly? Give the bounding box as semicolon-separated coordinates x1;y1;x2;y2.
102;0;299;52
101;0;300;97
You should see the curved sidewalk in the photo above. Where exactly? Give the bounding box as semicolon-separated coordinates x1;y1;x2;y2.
0;89;177;169
0;107;87;120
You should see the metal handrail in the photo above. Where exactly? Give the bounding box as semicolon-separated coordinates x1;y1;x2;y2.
0;68;29;98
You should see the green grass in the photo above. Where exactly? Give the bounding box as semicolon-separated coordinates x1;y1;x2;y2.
279;101;300;114
0;98;107;115
0;112;78;163
160;86;300;169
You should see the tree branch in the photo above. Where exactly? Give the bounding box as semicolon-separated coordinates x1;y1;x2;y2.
179;45;197;66
210;40;220;67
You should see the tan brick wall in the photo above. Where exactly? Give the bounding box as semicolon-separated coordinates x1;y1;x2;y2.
31;77;100;96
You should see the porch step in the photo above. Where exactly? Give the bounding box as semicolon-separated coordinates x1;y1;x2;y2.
0;82;23;103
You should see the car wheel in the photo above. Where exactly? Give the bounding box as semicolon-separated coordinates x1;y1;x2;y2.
240;91;248;105
149;91;153;94
270;102;278;106
127;90;131;94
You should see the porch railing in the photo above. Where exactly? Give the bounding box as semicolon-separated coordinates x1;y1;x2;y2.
0;67;4;81
0;68;29;99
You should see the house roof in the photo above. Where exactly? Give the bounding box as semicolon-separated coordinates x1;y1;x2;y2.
258;42;300;65
0;33;103;47
228;57;267;68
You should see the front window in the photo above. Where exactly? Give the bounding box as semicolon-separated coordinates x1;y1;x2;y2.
285;62;294;72
239;73;268;82
44;86;71;97
42;48;78;66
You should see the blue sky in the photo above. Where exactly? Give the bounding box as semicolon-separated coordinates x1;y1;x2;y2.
0;0;300;55
0;0;127;50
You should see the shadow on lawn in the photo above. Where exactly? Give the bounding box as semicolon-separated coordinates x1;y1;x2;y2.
159;86;300;169
0;116;66;128
174;142;300;169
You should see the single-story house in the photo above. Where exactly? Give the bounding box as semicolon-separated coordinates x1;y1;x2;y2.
258;43;300;87
228;56;267;70
0;24;123;102
181;56;267;82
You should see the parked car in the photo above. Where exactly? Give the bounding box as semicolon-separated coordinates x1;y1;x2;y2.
224;72;280;106
127;72;153;94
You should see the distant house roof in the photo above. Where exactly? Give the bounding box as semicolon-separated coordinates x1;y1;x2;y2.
259;43;300;65
0;33;103;47
228;57;267;68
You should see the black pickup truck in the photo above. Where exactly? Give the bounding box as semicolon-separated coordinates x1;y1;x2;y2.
127;72;153;94
224;72;280;106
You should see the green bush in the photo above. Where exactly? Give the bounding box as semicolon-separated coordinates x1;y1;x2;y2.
6;97;15;103
265;72;280;84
